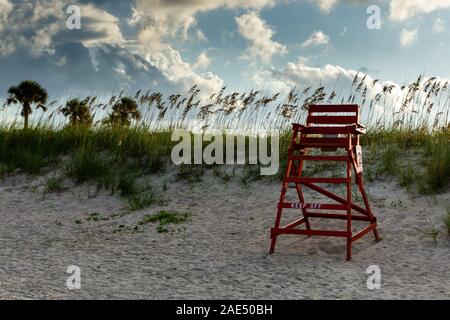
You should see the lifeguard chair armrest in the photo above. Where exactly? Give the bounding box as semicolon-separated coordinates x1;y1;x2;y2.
354;123;366;135
292;123;366;135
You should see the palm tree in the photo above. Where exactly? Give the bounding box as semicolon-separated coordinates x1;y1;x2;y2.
60;98;93;127
6;80;48;129
106;97;141;127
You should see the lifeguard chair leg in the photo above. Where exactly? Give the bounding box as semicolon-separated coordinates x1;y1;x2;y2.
357;175;381;242
346;157;353;261
270;207;282;254
270;160;293;254
270;182;287;254
294;159;312;233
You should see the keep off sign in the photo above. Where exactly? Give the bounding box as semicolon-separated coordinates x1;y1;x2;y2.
356;145;363;173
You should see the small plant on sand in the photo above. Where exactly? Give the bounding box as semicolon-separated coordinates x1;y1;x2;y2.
112;224;139;233
112;224;139;234
137;210;190;233
85;212;110;222
426;219;440;243
444;211;450;236
127;189;168;211
352;187;363;203
44;176;64;194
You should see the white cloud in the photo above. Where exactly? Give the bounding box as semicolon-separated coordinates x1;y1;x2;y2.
132;1;281;95
308;0;450;20
389;0;450;21
133;0;275;49
399;28;418;47
0;0;64;56
0;36;17;56
0;0;226;97
302;30;330;48
0;1;124;56
251;69;288;93
0;0;12;31
56;56;68;66
432;17;446;33
249;60;390;124
315;0;339;13
77;4;125;46
193;51;211;71
195;30;208;42
143;45;223;98
30;23;60;56
235;11;287;63
271;60;361;88
30;0;65;22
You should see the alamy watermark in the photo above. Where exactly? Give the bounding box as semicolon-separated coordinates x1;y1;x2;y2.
171;129;279;176
66;265;81;290
367;5;381;30
366;265;381;290
66;5;81;30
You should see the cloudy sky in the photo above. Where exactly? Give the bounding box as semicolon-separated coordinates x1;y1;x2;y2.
1;0;450;99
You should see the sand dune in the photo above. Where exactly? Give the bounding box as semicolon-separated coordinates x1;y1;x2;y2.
0;169;449;299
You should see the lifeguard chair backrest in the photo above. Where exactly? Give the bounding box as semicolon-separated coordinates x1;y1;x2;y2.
306;104;359;127
294;104;361;151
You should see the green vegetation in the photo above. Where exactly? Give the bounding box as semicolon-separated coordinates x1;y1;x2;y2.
85;212;110;222
65;146;109;183
0;79;449;195
444;211;450;236
44;176;64;194
426;219;440;244
1;79;448;243
362;129;450;193
73;209;189;234
137;210;190;233
0;119;448;194
127;189;168;211
112;224;139;234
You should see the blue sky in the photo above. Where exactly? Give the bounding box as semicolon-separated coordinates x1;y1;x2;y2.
1;0;450;99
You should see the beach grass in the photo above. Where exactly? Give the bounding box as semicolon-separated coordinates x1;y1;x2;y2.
0;76;449;195
0;124;448;194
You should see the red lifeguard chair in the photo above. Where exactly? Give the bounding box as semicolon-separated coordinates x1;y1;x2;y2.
269;104;381;261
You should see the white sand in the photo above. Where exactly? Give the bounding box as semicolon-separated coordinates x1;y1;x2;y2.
0;168;449;299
